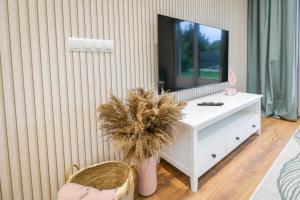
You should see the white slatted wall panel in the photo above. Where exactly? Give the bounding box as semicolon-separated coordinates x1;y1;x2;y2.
0;0;248;199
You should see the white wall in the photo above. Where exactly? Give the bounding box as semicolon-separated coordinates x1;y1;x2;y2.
0;0;247;199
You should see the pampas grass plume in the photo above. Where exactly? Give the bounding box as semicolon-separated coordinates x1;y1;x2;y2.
97;88;186;161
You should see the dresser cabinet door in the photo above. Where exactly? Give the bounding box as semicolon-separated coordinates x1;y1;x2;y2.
226;128;245;153
197;137;226;176
244;114;260;139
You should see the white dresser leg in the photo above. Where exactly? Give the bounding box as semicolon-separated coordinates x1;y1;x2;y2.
190;177;198;192
255;100;262;136
255;129;261;135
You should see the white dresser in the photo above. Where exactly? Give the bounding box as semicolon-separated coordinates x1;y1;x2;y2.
160;92;263;192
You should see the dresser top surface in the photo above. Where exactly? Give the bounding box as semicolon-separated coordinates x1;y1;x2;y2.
180;92;262;129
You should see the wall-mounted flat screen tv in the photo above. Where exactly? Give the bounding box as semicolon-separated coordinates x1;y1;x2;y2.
158;15;229;93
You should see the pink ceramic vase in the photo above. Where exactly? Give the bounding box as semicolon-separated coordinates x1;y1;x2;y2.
137;155;157;196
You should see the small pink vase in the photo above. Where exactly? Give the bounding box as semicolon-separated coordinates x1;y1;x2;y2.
137;155;157;196
225;87;237;96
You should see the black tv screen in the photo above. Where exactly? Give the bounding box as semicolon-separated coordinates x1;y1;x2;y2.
158;15;229;93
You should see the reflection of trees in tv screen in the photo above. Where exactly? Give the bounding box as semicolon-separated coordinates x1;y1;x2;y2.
176;21;226;80
158;15;228;93
177;22;194;76
198;25;222;80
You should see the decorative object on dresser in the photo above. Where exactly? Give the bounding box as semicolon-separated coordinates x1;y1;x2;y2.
225;69;238;95
98;88;186;196
160;92;263;192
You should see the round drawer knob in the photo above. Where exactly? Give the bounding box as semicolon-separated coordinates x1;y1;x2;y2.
236;137;240;140
211;154;216;158
252;124;256;128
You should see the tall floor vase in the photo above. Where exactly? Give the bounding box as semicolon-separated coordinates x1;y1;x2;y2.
136;155;157;196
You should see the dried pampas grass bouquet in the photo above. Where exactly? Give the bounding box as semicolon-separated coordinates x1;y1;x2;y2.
97;88;186;161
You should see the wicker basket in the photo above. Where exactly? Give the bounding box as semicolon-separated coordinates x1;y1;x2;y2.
67;161;135;200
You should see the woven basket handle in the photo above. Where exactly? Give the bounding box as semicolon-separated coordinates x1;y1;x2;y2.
65;164;80;183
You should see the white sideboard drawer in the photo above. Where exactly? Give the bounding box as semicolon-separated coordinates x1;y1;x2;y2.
227;128;245;153
197;137;226;175
244;115;260;138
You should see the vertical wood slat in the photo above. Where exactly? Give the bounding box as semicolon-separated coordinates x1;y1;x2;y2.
113;0;122;160
128;0;136;88
18;0;43;199
62;0;80;171
96;0;107;161
1;0;25;199
102;0;111;161
70;0;86;168
28;0;52;198
113;0;122;99
54;0;73;179
149;0;155;89
7;0;33;198
119;0;128;95
141;0;148;89
109;0;119;160
137;0;143;88
91;0;101;164
0;0;248;199
0;53;13;200
46;0;66;188
133;0;140;87
83;0;98;165
122;1;129;94
38;0;59;198
77;0;93;166
81;0;97;165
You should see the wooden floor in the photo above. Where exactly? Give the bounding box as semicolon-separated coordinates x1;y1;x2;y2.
137;118;300;200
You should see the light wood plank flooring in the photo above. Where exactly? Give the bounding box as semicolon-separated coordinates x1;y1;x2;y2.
137;118;300;200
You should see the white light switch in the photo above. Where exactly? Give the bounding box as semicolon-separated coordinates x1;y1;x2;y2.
83;39;94;51
94;40;113;52
68;37;113;52
69;38;83;50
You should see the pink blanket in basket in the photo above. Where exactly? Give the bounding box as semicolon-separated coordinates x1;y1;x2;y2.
57;183;117;200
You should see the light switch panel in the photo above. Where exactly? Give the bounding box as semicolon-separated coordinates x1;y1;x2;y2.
69;38;83;51
68;37;113;52
94;39;113;52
